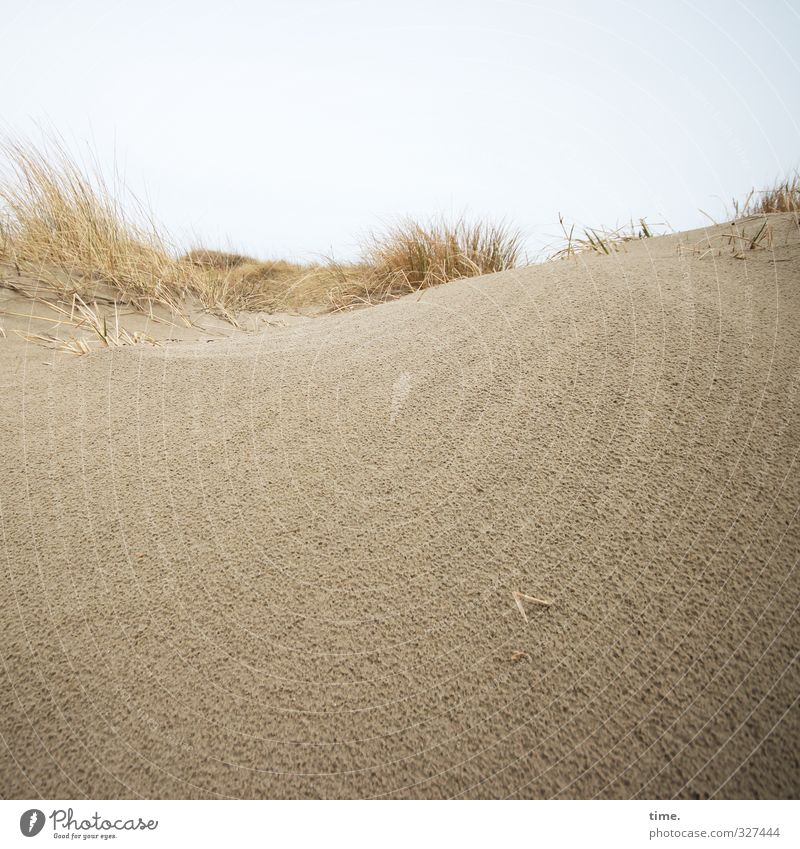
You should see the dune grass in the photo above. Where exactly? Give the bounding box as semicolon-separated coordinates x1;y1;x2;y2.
12;293;160;354
550;215;659;259
733;171;800;217
192;219;524;314
182;249;342;312
349;218;523;304
0;137;352;317
551;171;799;261
3;133;795;346
0;138;522;326
0;137;199;313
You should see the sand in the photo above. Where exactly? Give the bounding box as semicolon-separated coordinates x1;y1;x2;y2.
1;215;798;799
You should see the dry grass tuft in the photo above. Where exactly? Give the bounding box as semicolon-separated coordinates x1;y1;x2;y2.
0;138;359;319
733;171;800;217
182;248;253;270
195;257;361;316
550;215;659;259
683;218;775;261
367;218;523;289
0;137;199;312
3;292;159;354
336;218;524;306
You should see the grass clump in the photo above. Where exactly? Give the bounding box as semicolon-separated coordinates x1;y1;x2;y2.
345;218;523;305
0;138;356;318
0;137;199;312
186;218;524;313
195;257;361;315
13;294;160;354
551;215;659;259
733;171;800;217
182;248;253;270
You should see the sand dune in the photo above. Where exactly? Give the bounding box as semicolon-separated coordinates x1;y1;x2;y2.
1;215;798;798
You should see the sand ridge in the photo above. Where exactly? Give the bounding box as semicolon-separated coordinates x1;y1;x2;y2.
1;215;798;798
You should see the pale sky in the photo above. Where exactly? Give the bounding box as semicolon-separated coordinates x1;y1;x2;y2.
3;0;799;261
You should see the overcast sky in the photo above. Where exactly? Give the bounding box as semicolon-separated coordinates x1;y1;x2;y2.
3;0;799;260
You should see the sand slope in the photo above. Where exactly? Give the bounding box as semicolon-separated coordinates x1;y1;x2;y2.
1;215;798;799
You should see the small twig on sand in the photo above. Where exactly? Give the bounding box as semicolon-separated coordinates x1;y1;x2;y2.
513;590;553;623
